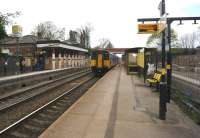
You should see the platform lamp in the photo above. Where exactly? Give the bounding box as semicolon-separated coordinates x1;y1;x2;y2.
27;35;37;71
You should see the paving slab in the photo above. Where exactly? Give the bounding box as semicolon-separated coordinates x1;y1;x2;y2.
39;65;200;138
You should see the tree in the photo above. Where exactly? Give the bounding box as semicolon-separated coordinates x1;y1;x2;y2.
179;32;198;49
0;23;7;40
77;24;92;49
0;11;20;40
31;21;65;40
178;27;200;48
106;42;114;48
194;27;200;47
95;38;114;49
173;26;200;49
146;29;178;47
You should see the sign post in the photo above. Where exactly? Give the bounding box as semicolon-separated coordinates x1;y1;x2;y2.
158;14;167;33
159;0;168;120
137;0;168;120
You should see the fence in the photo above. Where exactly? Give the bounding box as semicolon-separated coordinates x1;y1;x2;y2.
172;51;200;99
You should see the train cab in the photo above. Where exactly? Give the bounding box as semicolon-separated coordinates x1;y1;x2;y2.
91;49;118;74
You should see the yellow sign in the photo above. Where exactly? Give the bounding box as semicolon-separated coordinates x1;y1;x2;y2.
138;24;158;34
12;25;22;34
166;64;171;69
136;52;144;68
161;68;166;75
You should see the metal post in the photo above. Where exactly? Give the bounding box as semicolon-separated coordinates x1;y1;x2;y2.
161;29;166;82
166;22;172;103
16;37;20;74
144;48;146;83
155;50;158;71
137;2;200;121
159;0;167;120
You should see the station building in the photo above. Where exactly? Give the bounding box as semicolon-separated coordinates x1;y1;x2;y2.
0;35;89;76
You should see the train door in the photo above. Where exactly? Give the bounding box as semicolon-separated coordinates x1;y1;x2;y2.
36;53;45;71
104;52;110;69
97;51;103;68
91;51;97;67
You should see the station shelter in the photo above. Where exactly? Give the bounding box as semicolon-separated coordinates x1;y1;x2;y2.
36;40;88;70
125;47;157;81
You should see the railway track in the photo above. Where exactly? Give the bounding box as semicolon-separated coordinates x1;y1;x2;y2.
0;70;99;138
171;78;200;124
0;67;89;94
0;70;91;111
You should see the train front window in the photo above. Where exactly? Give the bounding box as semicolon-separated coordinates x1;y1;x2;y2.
91;52;97;59
104;52;109;60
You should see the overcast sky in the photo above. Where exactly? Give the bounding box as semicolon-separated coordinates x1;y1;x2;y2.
1;0;200;48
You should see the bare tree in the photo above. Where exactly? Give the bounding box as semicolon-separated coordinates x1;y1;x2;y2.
0;11;20;40
31;21;65;40
195;28;200;47
95;38;114;49
179;32;197;48
0;11;20;25
178;27;200;48
77;23;93;49
146;29;178;47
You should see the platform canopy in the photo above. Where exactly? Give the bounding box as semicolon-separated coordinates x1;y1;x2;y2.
37;40;88;52
106;48;129;54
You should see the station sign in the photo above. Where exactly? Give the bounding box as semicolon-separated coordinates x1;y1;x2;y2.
138;23;158;34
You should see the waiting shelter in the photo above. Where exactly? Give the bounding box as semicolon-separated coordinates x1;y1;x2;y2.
125;47;157;80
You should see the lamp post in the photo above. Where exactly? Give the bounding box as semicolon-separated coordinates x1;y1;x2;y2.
27;35;37;71
12;24;22;74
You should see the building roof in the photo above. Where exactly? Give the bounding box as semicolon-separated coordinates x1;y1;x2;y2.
37;42;88;52
125;47;157;53
125;47;145;53
0;36;88;52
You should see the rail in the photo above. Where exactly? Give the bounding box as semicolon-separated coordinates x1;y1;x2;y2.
0;74;98;137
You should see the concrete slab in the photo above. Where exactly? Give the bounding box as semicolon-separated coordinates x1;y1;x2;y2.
39;65;200;138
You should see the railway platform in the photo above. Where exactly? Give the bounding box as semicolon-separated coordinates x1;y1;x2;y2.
0;67;72;82
39;65;200;138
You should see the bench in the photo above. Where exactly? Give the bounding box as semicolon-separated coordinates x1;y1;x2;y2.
146;72;162;87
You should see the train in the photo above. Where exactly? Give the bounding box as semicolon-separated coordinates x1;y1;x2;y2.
90;49;119;74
